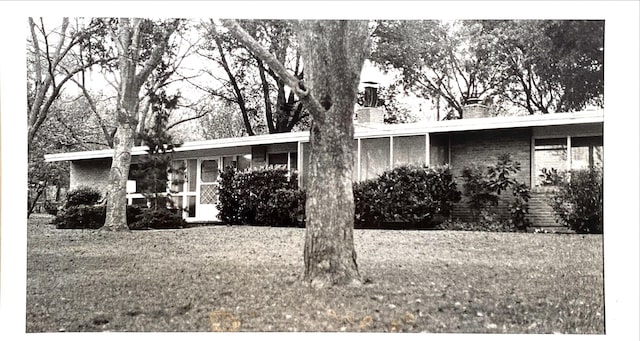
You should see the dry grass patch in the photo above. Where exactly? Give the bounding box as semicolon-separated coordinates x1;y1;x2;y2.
26;214;604;333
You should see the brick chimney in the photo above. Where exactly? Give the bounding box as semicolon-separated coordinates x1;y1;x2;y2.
462;95;490;119
355;81;385;124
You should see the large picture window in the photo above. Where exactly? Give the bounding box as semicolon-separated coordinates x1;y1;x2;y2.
360;137;390;181
393;135;425;167
571;136;603;171
534;135;603;186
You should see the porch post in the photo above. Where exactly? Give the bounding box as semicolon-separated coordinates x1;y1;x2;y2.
425;133;430;166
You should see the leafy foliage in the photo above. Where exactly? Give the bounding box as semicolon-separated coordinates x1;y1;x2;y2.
55;205;106;229
461;154;530;230
371;20;504;119
217;167;300;226
353;165;461;228
371;20;604;117
538;168;565;186
479;20;604;114
64;187;103;208
550;168;603;234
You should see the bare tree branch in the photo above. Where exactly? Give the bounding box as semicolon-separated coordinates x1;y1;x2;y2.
220;19;326;117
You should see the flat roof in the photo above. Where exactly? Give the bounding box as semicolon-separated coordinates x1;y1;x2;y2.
45;109;603;162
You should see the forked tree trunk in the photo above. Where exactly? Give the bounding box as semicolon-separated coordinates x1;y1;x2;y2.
298;21;370;287
221;19;370;287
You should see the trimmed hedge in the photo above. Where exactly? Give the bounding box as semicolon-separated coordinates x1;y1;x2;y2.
354;164;461;228
216;164;461;229
217;166;301;226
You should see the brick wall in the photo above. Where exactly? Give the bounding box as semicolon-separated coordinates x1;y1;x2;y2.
69;158;112;195
528;189;566;230
449;128;531;222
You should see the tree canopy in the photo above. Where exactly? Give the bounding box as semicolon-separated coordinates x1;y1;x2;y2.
371;20;604;117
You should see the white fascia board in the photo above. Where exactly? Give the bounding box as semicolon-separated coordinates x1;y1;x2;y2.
353;110;604;138
44;131;311;162
45;110;603;162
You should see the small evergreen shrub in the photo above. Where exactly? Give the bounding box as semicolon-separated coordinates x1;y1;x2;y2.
539;167;565;186
54;185;184;230
54;204;106;229
129;208;187;230
354;164;461;228
550;168;603;234
64;186;102;208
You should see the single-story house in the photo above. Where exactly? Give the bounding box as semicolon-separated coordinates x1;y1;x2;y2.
45;104;603;228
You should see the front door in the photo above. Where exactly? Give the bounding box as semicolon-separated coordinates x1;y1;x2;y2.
197;158;221;221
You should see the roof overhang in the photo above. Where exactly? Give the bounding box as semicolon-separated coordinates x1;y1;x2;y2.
45;110;603;162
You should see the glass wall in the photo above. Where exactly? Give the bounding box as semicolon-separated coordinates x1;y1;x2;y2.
393;135;426;167
571;136;603;171
430;133;449;166
534;138;567;186
360;137;390;181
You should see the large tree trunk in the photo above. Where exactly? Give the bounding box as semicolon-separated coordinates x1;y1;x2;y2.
102;18;178;231
221;19;369;287
298;21;370;287
103;124;136;231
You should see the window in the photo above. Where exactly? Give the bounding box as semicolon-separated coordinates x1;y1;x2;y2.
393;135;425;166
534;138;567;186
534;136;603;186
571;136;603;170
430;134;450;166
360;137;390;181
201;160;219;182
268;153;289;167
237;154;251;170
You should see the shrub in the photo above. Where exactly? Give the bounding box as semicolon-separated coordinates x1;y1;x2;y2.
64;186;102;208
216;167;299;226
129;208;187;230
217;166;240;224
353;178;384;227
354;164;461;228
550;168;603;234
461;154;531;231
54;205;106;229
539;167;565;186
43;200;60;216
262;188;306;227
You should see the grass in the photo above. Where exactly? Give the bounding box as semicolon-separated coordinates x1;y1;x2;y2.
26;214;604;333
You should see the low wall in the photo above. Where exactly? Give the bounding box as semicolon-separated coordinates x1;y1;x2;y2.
69;158;112;196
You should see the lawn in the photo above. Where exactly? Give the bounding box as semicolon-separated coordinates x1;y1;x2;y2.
26;214;604;333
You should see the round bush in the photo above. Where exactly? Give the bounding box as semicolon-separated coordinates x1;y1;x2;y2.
354;164;461;228
64;186;102;208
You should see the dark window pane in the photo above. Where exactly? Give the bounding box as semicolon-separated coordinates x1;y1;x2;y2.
268;153;288;166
